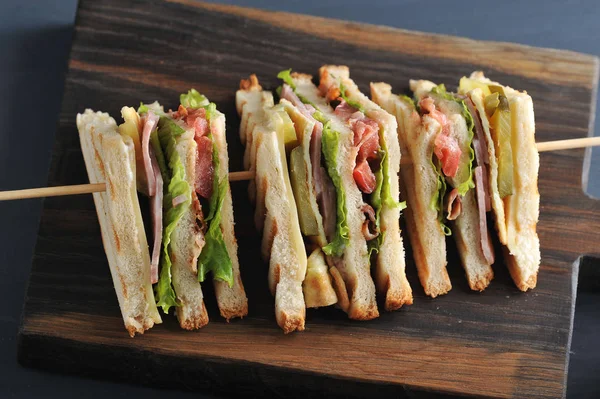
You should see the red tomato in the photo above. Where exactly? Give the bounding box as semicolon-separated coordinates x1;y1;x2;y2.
353;159;377;194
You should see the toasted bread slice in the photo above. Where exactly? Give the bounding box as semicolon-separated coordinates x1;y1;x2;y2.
466;72;540;291
210;109;249;320
237;76;306;332
319;65;412;310
278;99;338;309
170;132;209;330
291;72;379;320
77;110;162;336
411;79;494;291
236;77;275;219
371;83;451;297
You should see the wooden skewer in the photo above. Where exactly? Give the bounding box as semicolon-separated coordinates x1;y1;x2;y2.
0;172;255;201
536;136;600;152
1;137;599;201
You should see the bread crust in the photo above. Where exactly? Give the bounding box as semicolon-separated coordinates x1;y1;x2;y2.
467;72;540;291
410;79;495;292
77;110;162;336
209;110;249;320
371;83;451;298
236;77;307;332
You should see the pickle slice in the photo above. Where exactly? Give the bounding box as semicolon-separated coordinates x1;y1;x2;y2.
289;146;319;236
484;93;500;118
489;95;514;198
459;77;492;97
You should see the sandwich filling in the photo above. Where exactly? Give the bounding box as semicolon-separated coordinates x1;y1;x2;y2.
278;69;403;257
459;77;516;240
417;84;494;263
320;78;405;254
278;79;349;256
126;90;233;314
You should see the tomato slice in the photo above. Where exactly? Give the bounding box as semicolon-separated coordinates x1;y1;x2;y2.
353;159;377;194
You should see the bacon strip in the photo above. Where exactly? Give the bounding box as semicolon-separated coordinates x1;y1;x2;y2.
445;188;462;220
474;166;495;264
419;97;462;178
361;204;379;241
334;101;381;194
141;111;160;197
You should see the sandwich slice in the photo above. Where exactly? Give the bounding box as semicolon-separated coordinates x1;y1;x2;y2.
409;79;495;291
276;69;381;320
458;72;540;290
77;109;162;336
371;83;451;297
77;89;247;335
236;76;310;332
317;65;412;310
142;91;248;327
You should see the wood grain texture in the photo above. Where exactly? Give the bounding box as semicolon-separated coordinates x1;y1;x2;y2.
17;0;600;398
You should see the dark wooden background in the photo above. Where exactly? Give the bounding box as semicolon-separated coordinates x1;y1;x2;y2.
10;0;600;398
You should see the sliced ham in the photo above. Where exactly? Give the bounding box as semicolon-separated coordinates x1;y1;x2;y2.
419;97;462;178
334;101;357;121
463;96;489;165
281;84;314;119
474;166;495;264
445;188;462;221
309;120;336;241
319;169;337;240
463;96;492;212
361;204;379;241
141;111;160;197
149;150;163;284
139;111;162;284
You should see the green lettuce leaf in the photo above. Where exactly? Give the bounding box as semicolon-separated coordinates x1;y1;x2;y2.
197;137;233;286
398;94;417;108
277;69;296;90
429;156;452;236
430;84;475;196
368;127;406;255
176;89;232;285
180;89;208;109
321;121;350;257
339;82;366;114
138;102;149;115
154;116;190;313
179;88;217;121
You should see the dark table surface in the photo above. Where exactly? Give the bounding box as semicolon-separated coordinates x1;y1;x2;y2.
1;1;598;398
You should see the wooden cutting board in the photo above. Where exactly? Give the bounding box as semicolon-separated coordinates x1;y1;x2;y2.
18;0;600;398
